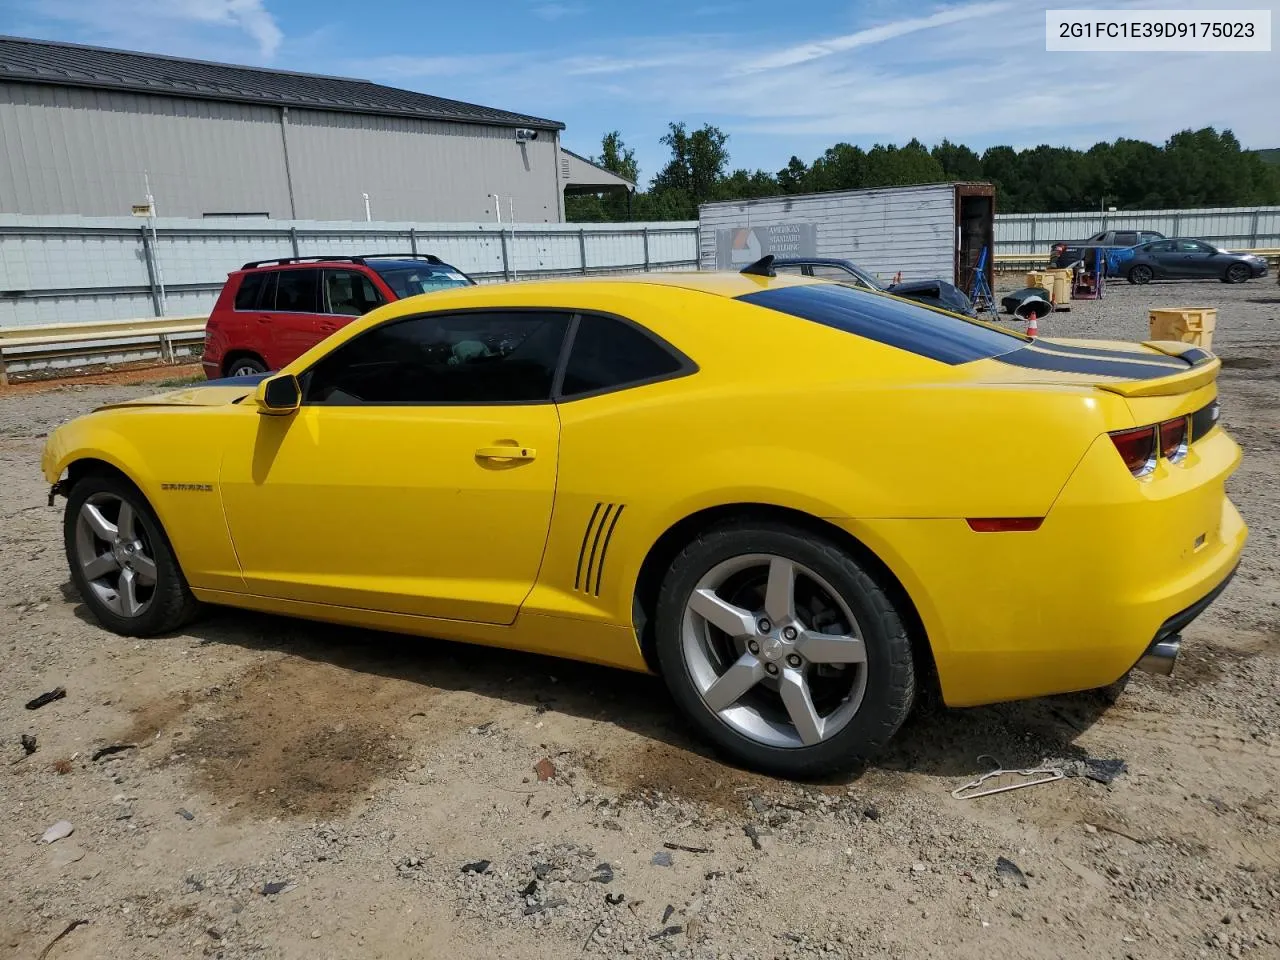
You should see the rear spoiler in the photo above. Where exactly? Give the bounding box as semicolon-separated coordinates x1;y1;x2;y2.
1095;341;1219;397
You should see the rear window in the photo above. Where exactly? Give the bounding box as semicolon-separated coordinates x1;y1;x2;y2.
737;284;1024;365
233;272;265;310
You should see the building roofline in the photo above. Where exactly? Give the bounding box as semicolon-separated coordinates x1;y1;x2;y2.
0;33;567;131
560;147;637;188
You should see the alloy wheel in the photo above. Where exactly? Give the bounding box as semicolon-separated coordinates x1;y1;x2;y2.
1227;264;1249;283
230;363;262;377
681;553;868;749
74;492;157;617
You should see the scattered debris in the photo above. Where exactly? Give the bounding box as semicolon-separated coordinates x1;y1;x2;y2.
36;919;88;960
25;687;66;711
534;757;556;781
39;820;73;844
1081;758;1127;784
261;881;296;896
20;734;37;756
996;856;1029;888
176;808;195;821
744;824;763;851
862;805;880;821
705;871;725;880
51;758;72;775
519;879;538;897
952;757;1064;800
663;842;712;854
662;905;675;923
523;898;567;916
650;851;674;867
590;863;614;883
605;893;625;906
206;928;223;941
649;925;683;941
911;862;927;873
533;862;553;879
91;744;136;762
468;721;494;735
601;819;622;831
1094;822;1152;844
185;875;207;892
461;860;492;875
50;844;85;868
747;794;769;815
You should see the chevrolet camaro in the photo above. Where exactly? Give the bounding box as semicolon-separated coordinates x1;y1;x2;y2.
41;259;1247;775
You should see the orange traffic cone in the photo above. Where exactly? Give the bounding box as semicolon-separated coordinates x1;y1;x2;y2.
1026;312;1039;337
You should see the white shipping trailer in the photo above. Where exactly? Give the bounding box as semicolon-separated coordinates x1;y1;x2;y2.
698;181;995;291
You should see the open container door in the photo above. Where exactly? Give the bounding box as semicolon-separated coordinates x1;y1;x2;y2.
954;183;996;293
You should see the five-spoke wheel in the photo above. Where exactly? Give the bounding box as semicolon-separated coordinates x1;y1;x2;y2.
656;521;916;777
74;492;159;617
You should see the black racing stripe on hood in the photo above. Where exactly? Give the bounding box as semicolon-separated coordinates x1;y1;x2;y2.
996;347;1187;380
201;373;270;387
1029;341;1188;367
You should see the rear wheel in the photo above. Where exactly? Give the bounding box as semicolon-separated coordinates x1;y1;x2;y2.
1224;263;1250;284
654;521;916;777
225;355;267;378
64;473;199;637
1128;265;1153;285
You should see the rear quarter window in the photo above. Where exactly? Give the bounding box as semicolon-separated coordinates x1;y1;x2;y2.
233;272;265;310
737;284;1024;365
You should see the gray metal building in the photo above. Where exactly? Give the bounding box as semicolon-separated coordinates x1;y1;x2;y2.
0;36;630;223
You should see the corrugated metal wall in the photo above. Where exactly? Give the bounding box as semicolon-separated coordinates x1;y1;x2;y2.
699;184;957;282
996;207;1280;254
0;215;700;328
0;82;562;224
284;109;562;223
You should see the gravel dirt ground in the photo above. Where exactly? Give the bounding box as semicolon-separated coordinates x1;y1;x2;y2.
1;280;1277;960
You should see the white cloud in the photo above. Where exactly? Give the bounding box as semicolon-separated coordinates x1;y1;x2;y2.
20;0;284;61
532;2;586;20
738;1;1011;72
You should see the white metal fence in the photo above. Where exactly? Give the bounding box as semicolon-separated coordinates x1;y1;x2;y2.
995;205;1280;255
0;215;701;329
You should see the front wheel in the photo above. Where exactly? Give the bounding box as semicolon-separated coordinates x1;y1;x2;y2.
654;522;916;777
1128;264;1153;285
64;473;199;637
1225;263;1251;284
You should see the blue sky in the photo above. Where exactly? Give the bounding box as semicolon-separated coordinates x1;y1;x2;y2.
3;0;1277;184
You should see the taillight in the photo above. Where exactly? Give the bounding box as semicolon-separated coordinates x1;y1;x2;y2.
1109;426;1157;477
1159;417;1188;463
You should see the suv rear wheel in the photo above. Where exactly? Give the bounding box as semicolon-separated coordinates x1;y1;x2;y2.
224;355;267;378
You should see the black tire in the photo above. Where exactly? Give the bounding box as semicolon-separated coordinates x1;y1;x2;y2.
64;473;200;637
1224;263;1250;284
1128;265;1153;285
224;355;267;377
653;521;916;777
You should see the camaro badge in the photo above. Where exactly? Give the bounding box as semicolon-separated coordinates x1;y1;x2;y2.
161;483;213;492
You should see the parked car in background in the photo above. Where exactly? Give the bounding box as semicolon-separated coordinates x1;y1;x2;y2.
1123;239;1269;284
771;258;976;316
1050;229;1166;269
203;254;475;378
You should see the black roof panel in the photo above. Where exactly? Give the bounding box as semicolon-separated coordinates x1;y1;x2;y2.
0;35;564;130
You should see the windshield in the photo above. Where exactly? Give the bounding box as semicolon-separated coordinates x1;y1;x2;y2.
372;263;474;297
738;283;1025;365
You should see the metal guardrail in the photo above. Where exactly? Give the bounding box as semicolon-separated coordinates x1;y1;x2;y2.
0;315;206;385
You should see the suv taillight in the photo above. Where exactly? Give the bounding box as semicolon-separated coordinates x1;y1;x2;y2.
1109;426;1157;477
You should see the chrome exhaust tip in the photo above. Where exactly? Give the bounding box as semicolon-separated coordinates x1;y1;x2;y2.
1137;635;1181;676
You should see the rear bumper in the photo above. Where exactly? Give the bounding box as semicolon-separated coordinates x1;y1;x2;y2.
1135;564;1236;675
842;427;1247;707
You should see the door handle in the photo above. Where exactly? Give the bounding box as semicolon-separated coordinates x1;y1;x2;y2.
476;445;536;461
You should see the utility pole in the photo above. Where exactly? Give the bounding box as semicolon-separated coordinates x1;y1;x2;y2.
144;171;167;315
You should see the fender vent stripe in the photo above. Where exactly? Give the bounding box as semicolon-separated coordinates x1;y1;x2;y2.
575;502;625;597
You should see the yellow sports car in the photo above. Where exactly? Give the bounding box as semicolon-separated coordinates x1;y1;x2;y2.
41;259;1246;775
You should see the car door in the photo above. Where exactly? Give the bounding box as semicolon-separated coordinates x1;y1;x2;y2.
218;308;571;624
1141;240;1176;277
322;268;386;331
260;267;330;365
1170;240;1218;278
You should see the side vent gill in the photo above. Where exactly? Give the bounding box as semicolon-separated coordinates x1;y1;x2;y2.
574;502;625;597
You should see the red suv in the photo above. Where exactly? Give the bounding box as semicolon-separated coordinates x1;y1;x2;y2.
202;254;475;379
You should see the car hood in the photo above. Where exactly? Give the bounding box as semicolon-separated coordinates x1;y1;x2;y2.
94;374;268;411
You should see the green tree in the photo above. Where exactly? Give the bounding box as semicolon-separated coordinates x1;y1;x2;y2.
776;156;810;193
652;122;731;210
932;139;983;181
596;130;639;184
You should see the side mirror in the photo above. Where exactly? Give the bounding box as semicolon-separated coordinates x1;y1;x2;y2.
255;374;301;416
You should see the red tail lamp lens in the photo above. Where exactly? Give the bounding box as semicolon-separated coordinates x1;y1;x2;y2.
1109;426;1156;476
1159;417;1188;461
966;518;1044;532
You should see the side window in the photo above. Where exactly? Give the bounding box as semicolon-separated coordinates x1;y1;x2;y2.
324;269;384;316
303;311;570;405
1113;232;1137;246
773;264;807;277
1175;240;1209;253
273;269;320;313
1139;231;1163;243
560;315;686;398
233;272;265;310
1147;241;1174;253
